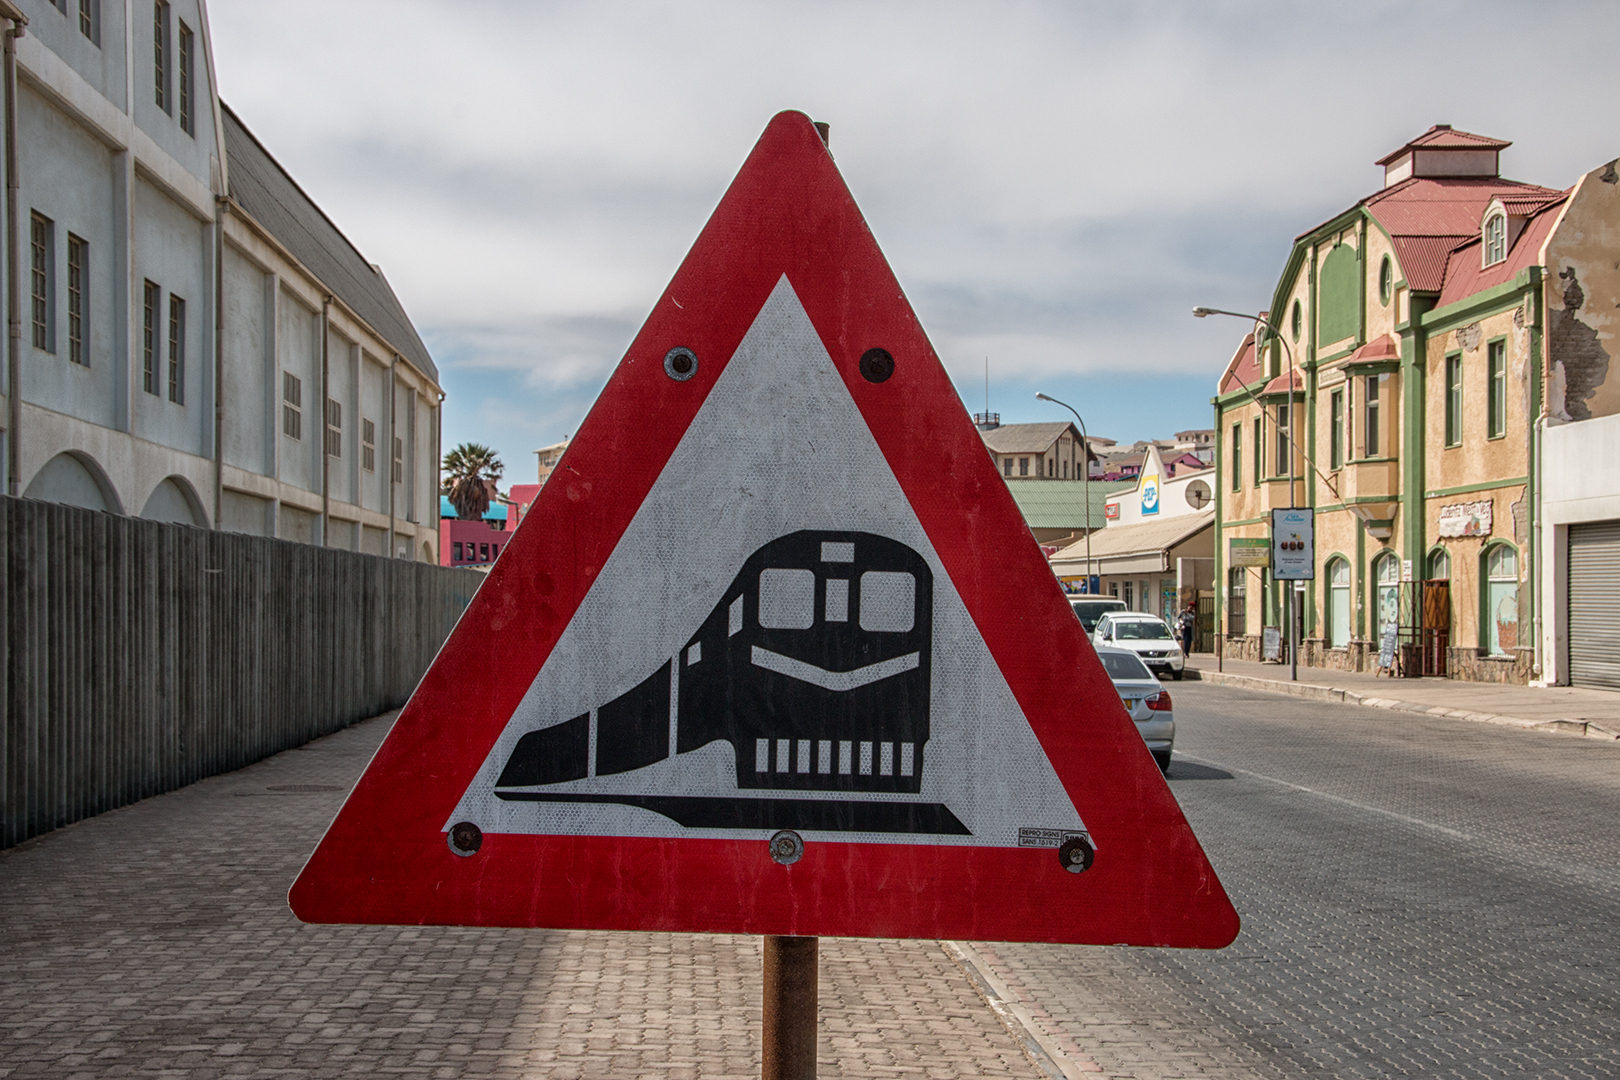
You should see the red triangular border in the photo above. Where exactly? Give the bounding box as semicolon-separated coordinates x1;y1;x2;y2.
290;112;1238;948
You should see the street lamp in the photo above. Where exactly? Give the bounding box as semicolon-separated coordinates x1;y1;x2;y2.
1034;392;1095;593
1193;306;1300;681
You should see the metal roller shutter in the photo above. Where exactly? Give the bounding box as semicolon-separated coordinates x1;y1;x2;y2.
1568;520;1620;690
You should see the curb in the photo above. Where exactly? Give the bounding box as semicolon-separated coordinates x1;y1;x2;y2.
1192;670;1620;742
942;941;1088;1080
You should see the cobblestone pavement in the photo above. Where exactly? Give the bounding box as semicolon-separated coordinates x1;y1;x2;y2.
0;713;1036;1079
972;682;1620;1080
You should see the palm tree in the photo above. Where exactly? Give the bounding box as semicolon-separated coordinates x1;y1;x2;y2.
442;443;504;520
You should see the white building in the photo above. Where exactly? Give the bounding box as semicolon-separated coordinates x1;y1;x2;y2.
1;0;442;559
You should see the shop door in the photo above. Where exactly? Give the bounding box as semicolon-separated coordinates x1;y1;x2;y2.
1568;520;1620;690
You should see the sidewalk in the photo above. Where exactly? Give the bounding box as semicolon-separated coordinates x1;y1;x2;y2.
0;711;1047;1080
1186;654;1620;740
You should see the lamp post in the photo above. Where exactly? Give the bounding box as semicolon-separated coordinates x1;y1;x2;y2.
1034;393;1094;593
1193;306;1300;681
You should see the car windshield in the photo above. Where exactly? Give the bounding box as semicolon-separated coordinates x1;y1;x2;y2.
1098;651;1152;681
1070;601;1122;633
1114;620;1172;640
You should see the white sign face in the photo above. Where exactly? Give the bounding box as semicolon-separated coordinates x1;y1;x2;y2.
448;278;1086;849
1271;508;1315;581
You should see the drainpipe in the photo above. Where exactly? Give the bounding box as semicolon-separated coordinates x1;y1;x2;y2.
387;353;396;556
3;7;25;497
320;294;330;544
212;197;226;526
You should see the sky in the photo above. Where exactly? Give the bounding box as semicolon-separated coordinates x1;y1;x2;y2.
206;1;1620;487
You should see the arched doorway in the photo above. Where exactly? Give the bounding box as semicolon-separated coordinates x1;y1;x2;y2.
22;451;123;513
140;476;208;527
1325;557;1351;648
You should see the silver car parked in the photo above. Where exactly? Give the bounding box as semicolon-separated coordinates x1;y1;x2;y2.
1096;645;1175;773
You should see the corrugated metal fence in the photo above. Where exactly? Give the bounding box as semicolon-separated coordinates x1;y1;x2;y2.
1;496;484;849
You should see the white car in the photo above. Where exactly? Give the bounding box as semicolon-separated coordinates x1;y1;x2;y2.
1092;613;1185;680
1095;645;1175;773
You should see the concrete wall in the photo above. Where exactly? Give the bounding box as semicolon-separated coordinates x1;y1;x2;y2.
0;494;484;850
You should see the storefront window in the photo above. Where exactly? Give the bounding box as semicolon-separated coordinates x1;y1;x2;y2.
1227;567;1246;636
1486;544;1518;656
1373;552;1400;636
1327;558;1351;648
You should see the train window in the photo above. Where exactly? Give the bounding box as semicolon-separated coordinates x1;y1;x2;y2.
758;568;815;629
859;571;916;632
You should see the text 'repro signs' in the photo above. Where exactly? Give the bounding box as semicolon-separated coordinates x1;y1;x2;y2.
290;112;1238;949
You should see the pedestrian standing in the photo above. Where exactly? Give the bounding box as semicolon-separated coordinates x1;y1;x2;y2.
1177;601;1197;656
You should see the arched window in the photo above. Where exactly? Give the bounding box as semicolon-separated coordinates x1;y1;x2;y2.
1379;255;1394;305
1484;543;1519;655
1484;213;1507;265
1326;558;1351;648
1291;299;1302;342
1373;552;1401;635
1427;547;1450;581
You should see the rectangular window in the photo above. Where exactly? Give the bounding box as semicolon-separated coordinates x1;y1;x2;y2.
362;418;376;472
1003;457;1012;477
324;399;342;458
153;1;170;113
178;22;194;135
142;281;159;393
1451;354;1464;446
79;0;100;44
1330;389;1344;470
392;436;404;483
1253;417;1263;485
452;542;463;562
1487;340;1506;439
30;212;53;352
67;235;87;365
1227;567;1247;636
1275;403;1290;478
1019;457;1029;476
167;294;185;403
1365;375;1380;457
1230;423;1242;491
282;372;302;439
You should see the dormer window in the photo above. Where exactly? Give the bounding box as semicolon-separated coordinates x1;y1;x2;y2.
1484;212;1507;265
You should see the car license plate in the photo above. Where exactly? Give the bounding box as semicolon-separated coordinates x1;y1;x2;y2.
1121;697;1137;711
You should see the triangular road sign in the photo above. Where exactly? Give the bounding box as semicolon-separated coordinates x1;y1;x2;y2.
290;112;1238;948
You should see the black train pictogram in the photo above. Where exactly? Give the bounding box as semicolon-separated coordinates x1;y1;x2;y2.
494;530;967;834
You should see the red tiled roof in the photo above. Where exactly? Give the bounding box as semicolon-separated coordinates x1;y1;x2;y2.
1217;332;1260;396
1347;335;1401;364
1498;194;1564;217
1436;196;1568;308
1374;125;1511;166
1390;235;1469;292
1259;368;1305;396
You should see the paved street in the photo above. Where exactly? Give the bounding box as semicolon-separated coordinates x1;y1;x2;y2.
3;682;1618;1078
975;681;1620;1079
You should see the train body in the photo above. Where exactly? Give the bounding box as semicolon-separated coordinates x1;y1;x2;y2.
496;530;934;801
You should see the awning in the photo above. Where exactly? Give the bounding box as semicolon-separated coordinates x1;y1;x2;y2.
1049;510;1214;577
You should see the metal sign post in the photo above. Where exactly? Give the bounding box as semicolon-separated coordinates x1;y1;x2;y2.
762;936;818;1080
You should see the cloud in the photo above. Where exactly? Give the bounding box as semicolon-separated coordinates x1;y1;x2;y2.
208;0;1620;468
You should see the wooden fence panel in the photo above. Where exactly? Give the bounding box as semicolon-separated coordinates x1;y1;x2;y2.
0;496;484;848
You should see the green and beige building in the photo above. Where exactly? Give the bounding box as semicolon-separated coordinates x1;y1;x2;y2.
1213;126;1620;688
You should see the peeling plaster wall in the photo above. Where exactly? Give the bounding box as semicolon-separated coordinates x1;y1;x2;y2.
1545;159;1620;422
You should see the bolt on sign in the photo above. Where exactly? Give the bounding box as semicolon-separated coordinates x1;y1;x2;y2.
290;112;1238;950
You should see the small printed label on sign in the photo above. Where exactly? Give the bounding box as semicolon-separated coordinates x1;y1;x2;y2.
1018;827;1092;849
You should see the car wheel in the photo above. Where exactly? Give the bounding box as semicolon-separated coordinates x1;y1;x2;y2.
1153;751;1171;774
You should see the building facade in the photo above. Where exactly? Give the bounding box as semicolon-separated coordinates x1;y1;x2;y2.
978;420;1089;480
1213;126;1620;685
2;0;442;559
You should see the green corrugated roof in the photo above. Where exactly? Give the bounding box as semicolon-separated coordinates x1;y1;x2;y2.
1004;480;1135;530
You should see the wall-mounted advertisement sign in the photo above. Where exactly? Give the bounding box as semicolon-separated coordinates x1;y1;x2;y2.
1437;499;1492;538
1271;507;1315;581
1229;537;1270;567
1140;472;1161;516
